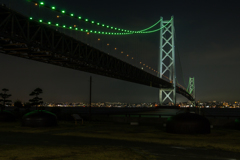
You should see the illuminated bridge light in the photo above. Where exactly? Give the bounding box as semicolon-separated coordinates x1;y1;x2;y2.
121;51;123;53
143;64;145;66
118;29;121;31
39;19;42;22
97;23;100;25
81;29;83;31
115;28;117;30
111;27;113;29
85;19;88;22
70;14;74;17
87;32;89;35
106;26;109;28
91;21;94;24
48;22;51;24
90;30;93;33
102;24;105;27
74;25;77;27
63;25;66;28
35;3;38;6
98;38;100;41
132;57;134;59
78;17;81;19
107;43;109;46
75;28;78;30
115;48;117;50
127;54;129;56
69;26;72;29
62;10;65;14
40;2;44;5
51;6;55;10
29;17;33;20
56;23;59;26
94;31;97;33
140;62;142;64
57;15;60;18
85;29;88;32
98;31;101;34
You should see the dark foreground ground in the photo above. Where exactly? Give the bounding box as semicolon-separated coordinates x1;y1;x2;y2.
1;119;240;160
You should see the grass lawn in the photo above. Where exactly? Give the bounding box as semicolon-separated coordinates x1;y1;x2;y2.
0;120;240;159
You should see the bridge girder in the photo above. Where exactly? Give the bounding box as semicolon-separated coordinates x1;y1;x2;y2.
0;6;194;101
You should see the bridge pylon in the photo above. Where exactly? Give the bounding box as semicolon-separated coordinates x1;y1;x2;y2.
187;77;196;106
159;16;176;105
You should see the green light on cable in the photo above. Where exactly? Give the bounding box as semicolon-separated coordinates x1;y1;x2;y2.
63;25;66;28
69;26;72;29
39;19;42;22
91;21;94;24
51;6;55;10
29;17;33;20
102;24;105;27
78;17;81;19
62;10;65;14
48;22;51;24
97;23;100;25
56;23;59;26
40;2;44;5
75;28;78;30
70;14;74;17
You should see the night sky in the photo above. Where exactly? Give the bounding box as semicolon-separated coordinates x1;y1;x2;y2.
0;0;240;103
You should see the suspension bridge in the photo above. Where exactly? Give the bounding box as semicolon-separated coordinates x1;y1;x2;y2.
0;1;195;105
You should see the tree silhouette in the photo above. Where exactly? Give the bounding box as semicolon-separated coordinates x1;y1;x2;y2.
14;100;23;108
29;88;43;110
0;88;12;111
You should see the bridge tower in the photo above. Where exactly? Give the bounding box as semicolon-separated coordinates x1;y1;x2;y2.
187;77;196;106
159;16;176;105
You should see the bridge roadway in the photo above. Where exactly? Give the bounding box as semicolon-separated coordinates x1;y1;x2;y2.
0;5;193;101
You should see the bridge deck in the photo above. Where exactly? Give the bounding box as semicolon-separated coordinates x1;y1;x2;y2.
0;5;193;101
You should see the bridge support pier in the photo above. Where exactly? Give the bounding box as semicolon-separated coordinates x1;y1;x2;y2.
159;16;176;105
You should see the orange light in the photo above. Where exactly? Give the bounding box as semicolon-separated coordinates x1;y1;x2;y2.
127;54;129;56
87;32;89;35
143;64;145;66
140;62;142;64
114;48;117;50
98;38;100;41
107;43;109;46
74;25;77;27
57;15;60;18
132;57;134;59
121;51;123;53
35;3;38;6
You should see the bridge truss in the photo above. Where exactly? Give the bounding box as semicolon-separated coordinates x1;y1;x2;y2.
0;5;194;101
